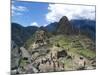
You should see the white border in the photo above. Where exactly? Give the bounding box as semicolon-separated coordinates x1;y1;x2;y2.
0;0;10;75
0;0;99;75
19;0;96;5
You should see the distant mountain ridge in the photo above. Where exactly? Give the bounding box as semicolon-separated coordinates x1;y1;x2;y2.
70;19;96;41
11;23;38;46
11;16;96;46
45;22;58;32
45;17;96;41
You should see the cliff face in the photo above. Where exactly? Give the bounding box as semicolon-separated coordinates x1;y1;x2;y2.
11;41;21;70
56;16;74;35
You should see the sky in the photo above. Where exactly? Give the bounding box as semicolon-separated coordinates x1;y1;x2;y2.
11;0;96;27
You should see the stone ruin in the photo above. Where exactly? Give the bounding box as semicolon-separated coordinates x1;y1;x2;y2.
18;30;90;73
31;30;48;49
35;30;47;45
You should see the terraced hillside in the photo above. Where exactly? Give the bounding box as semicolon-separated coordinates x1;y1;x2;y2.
11;32;95;74
11;16;96;74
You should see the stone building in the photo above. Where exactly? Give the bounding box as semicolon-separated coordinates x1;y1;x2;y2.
35;30;47;45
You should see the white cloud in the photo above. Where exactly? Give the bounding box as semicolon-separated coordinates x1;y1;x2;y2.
30;22;40;27
46;4;95;23
12;1;28;16
42;23;50;27
15;6;28;11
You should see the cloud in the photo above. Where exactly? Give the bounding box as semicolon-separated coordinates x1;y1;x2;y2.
30;22;40;27
46;4;95;23
15;6;28;11
12;1;28;16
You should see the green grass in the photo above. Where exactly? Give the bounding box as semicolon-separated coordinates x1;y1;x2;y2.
24;34;96;60
51;35;72;48
77;49;96;59
69;47;96;60
52;35;96;60
24;34;35;49
20;59;28;67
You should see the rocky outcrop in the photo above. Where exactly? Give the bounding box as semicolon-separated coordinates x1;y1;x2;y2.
56;16;74;35
11;41;21;70
57;50;68;59
20;47;31;63
11;40;22;75
35;30;47;45
30;30;49;50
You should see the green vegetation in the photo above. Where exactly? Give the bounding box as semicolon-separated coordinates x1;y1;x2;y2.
24;34;35;49
24;33;96;60
78;49;96;59
19;58;28;67
51;35;96;60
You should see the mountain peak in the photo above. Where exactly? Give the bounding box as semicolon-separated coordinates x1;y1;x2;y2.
60;16;68;21
56;16;73;35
